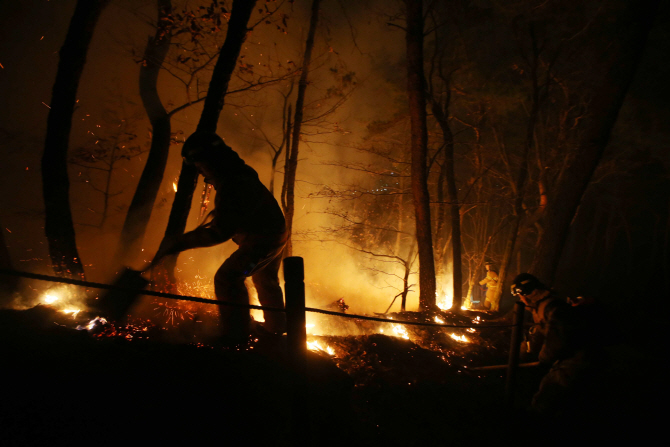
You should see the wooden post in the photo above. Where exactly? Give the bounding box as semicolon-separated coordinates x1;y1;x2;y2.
505;301;526;407
283;256;308;444
284;256;307;367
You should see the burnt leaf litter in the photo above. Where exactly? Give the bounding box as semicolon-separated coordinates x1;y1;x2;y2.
0;304;657;446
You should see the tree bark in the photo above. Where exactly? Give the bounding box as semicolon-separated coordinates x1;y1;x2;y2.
530;0;659;283
0;224;18;306
41;0;110;279
280;104;292;214
494;25;542;307
281;0;321;258
115;0;173;266
431;95;462;311
158;0;257;278
405;0;436;311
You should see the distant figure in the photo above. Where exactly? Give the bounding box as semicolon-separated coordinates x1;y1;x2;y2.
152;132;287;344
510;273;608;417
479;262;500;311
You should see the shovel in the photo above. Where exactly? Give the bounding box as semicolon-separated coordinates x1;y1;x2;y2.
91;263;152;322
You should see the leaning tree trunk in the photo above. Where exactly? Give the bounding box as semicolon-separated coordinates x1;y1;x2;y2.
281;0;321;258
115;0;173;267
405;0;436;311
530;0;659;283
158;0;257;281
41;0;110;279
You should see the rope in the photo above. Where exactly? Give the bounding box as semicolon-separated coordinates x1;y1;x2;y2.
0;268;279;312
0;268;516;329
303;306;515;328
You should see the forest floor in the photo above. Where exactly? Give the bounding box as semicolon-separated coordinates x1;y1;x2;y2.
0;305;662;447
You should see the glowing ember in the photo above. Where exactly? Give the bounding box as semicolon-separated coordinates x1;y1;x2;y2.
153;302;194;326
434;316;445;324
307;340;335;356
449;333;469;343
62;308;81;317
173;182;178;192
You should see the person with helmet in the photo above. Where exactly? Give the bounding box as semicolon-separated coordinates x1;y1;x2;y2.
510;273;607;417
152;131;288;344
479;262;500;311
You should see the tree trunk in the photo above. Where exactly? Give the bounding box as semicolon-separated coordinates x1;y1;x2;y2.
530;0;659;283
493;25;543;306
280;104;292;214
41;0;110;279
158;0;257;278
431;95;462;311
495;217;520;307
282;0;321;258
269;85;295;196
115;0;172;266
0;225;18;306
405;0;436;311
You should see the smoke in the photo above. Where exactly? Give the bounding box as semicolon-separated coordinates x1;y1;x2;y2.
0;0;426;325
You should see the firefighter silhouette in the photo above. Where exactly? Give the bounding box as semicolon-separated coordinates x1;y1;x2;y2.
153;132;287;343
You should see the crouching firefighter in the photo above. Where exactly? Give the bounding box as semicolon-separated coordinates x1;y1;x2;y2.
510;273;608;418
152;132;288;344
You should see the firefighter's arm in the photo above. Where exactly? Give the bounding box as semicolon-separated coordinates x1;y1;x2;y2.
151;223;230;266
173;225;229;252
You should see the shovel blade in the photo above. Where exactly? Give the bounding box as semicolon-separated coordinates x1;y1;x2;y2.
94;268;149;321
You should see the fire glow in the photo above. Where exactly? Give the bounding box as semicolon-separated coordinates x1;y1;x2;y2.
392;324;410;340
40;288;83;318
307;340;335;356
436;292;469;311
449;333;469;343
44;294;58;304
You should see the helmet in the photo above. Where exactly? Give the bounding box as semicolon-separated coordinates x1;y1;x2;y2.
510;273;544;296
181;132;228;164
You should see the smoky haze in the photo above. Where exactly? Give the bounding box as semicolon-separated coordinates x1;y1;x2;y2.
1;0;669;323
0;0;423;315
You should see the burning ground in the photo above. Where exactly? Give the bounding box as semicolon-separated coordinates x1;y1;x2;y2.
1;296;660;446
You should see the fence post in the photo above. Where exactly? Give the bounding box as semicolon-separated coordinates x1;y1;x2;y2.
505;300;526;407
284;256;307;367
283;256;308;444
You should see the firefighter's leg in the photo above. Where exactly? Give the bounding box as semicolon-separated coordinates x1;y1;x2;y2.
214;248;254;341
531;362;570;416
251;253;286;334
532;355;592;416
489;291;500;311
